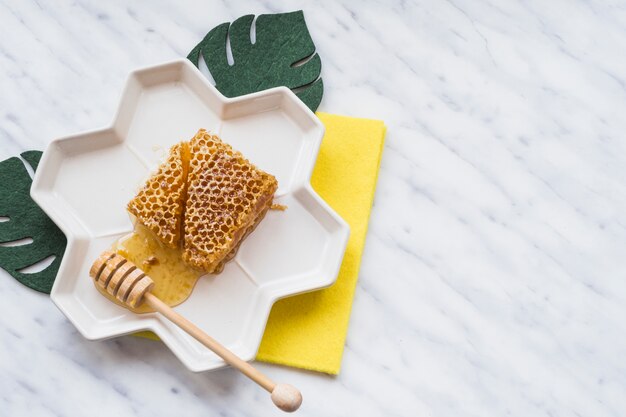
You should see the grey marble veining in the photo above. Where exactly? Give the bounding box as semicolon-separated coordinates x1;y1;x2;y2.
2;0;626;416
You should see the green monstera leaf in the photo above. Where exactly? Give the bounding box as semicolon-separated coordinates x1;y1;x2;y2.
188;10;323;112
0;151;66;293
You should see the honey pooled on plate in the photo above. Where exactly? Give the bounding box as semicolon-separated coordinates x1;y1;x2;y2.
109;224;202;313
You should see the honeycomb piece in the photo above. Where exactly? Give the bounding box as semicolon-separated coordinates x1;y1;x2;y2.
127;143;189;248
182;129;278;272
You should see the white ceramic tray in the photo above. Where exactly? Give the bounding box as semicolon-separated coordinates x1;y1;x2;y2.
31;59;349;371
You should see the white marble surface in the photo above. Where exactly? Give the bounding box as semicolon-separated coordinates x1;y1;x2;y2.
1;0;626;415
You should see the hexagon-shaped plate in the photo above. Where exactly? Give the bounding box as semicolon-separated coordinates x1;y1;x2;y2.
31;60;349;371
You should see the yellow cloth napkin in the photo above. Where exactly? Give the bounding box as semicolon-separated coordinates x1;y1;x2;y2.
256;112;386;374
136;113;386;375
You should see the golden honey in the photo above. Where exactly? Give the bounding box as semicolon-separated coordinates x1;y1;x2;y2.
107;224;202;313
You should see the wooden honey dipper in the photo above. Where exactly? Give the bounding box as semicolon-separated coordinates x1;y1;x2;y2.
90;251;302;412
